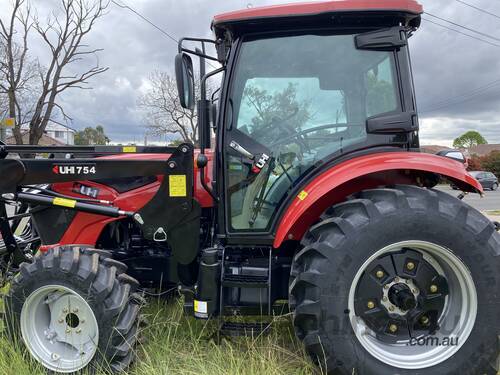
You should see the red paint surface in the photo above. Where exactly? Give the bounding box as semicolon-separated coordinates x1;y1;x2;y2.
273;152;483;248
48;150;214;247
213;0;423;25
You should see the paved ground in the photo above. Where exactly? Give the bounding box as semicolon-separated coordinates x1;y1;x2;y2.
435;185;500;213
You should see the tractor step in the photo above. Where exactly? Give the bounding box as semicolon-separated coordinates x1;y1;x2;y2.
219;247;273;315
217;247;274;337
219;321;271;337
222;273;269;288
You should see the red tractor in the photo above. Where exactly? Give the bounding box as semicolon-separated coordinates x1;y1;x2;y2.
0;1;498;374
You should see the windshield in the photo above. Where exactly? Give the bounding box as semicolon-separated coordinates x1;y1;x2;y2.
227;32;401;231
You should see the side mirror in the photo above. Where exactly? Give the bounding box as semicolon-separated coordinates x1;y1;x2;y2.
437;150;466;164
175;53;195;109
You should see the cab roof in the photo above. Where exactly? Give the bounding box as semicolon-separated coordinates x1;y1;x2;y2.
213;0;423;38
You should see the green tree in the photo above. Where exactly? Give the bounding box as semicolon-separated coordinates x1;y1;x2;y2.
75;125;110;145
453;131;488;149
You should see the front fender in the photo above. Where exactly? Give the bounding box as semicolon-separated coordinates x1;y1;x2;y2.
273;152;482;248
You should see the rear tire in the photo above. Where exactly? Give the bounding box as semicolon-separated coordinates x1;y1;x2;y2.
4;246;144;374
289;185;499;375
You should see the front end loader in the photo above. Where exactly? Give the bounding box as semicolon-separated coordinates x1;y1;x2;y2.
0;1;498;374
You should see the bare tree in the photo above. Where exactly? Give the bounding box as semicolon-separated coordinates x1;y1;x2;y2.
0;0;109;145
138;71;198;145
0;0;36;143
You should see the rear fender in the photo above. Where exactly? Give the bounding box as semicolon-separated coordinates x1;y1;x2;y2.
273;152;482;248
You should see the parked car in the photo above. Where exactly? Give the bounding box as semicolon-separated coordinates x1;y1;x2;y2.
452;171;498;191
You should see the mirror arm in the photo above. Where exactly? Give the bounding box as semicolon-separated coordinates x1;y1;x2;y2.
201;67;225;97
178;37;217;52
180;47;220;62
211;87;221;102
178;37;219;61
199;66;225;153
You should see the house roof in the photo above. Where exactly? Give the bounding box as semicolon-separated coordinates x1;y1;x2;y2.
18;121;77;133
6;131;66;146
469;144;500;157
213;0;423;26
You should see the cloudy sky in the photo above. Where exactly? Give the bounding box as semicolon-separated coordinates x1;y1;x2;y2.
3;0;500;146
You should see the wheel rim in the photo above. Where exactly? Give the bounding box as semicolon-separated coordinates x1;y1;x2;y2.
348;240;477;369
20;285;99;373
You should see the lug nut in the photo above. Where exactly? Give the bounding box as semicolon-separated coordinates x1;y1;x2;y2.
51;353;60;361
430;285;438;293
76;328;82;334
72;308;78;313
382;296;388;302
376;270;384;279
389;324;398;333
65;328;71;334
62;308;68;313
406;262;415;271
412;289;418;294
384;284;390;290
389;306;395;312
394;277;400;283
420;316;430;326
367;301;375;309
58;318;64;324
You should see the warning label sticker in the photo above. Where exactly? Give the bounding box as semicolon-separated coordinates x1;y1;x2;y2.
53;197;77;208
169;175;187;197
194;300;208;314
297;190;308;201
123;146;137;153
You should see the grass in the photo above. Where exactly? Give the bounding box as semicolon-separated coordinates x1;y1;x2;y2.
0;296;320;375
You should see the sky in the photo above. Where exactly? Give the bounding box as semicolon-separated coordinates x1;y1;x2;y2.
2;0;500;146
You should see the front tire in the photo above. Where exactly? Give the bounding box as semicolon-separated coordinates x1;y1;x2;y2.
4;246;144;373
289;185;499;375
492;183;498;191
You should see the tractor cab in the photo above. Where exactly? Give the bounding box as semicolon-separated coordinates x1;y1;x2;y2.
177;0;422;235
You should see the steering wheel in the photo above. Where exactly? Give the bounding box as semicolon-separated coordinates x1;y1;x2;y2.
270;122;365;149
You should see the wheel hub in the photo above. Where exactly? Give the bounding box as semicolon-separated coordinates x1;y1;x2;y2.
388;283;416;310
49;293;96;348
380;277;420;317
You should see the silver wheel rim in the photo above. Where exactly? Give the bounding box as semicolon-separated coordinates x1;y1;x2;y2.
20;285;99;373
348;240;477;369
